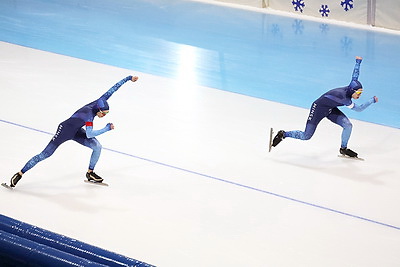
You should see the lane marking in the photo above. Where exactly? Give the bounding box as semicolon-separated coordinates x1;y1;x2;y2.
2;118;399;231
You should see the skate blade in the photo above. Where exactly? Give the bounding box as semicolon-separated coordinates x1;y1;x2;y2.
268;127;274;152
84;180;109;186
1;183;14;190
338;155;364;161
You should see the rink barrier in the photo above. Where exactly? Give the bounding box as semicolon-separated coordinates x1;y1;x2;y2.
0;230;107;266
0;214;155;267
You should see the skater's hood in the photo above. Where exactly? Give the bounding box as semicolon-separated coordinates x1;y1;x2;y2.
95;99;109;111
347;80;362;97
348;80;362;91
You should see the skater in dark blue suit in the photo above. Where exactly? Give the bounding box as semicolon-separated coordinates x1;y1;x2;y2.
9;75;139;187
272;57;378;158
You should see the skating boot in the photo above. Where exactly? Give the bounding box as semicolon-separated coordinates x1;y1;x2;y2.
10;172;22;187
86;171;104;183
272;130;285;147
340;147;358;158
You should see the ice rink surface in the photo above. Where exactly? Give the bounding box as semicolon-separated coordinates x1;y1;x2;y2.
1;42;400;267
1;0;400;266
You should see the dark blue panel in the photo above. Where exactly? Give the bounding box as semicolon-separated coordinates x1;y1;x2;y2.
0;214;154;267
0;230;107;266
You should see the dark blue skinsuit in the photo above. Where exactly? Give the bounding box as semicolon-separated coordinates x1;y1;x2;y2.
20;76;132;174
284;58;376;148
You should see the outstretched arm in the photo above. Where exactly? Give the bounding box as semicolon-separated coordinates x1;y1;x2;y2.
351;56;362;81
349;96;378;112
85;121;114;138
100;75;138;101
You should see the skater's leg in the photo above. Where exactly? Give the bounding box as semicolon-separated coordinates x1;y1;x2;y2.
327;109;353;148
10;142;59;187
73;129;102;170
285;122;317;141
86;138;102;171
21;121;79;174
73;129;104;182
21;142;58;173
10;120;80;187
335;116;357;157
272;121;318;147
340;119;353;148
274;101;326;147
327;109;357;157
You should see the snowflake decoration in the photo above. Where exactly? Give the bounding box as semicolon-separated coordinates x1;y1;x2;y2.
319;23;329;34
292;19;304;34
319;5;330;17
271;24;280;35
292;0;305;13
341;36;353;55
341;0;354;11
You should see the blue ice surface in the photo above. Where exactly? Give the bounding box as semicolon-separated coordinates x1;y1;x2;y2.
1;0;399;128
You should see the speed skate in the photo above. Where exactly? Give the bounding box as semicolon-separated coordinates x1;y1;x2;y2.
84;180;109;186
268;127;274;152
1;183;13;190
338;155;365;161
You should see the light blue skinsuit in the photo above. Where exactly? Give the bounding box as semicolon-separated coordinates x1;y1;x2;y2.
20;76;133;174
284;58;376;148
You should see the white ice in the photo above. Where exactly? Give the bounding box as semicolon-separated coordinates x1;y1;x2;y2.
1;41;400;267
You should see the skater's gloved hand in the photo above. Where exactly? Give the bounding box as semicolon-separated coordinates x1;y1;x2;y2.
355;56;362;63
373;96;378;103
131;76;139;82
86;123;113;138
106;123;114;130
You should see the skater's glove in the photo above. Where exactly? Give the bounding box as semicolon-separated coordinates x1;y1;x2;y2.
86;124;112;138
106;123;113;131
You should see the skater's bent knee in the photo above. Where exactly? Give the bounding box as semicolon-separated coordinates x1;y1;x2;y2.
341;118;353;129
93;142;102;151
303;133;313;140
343;122;353;130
